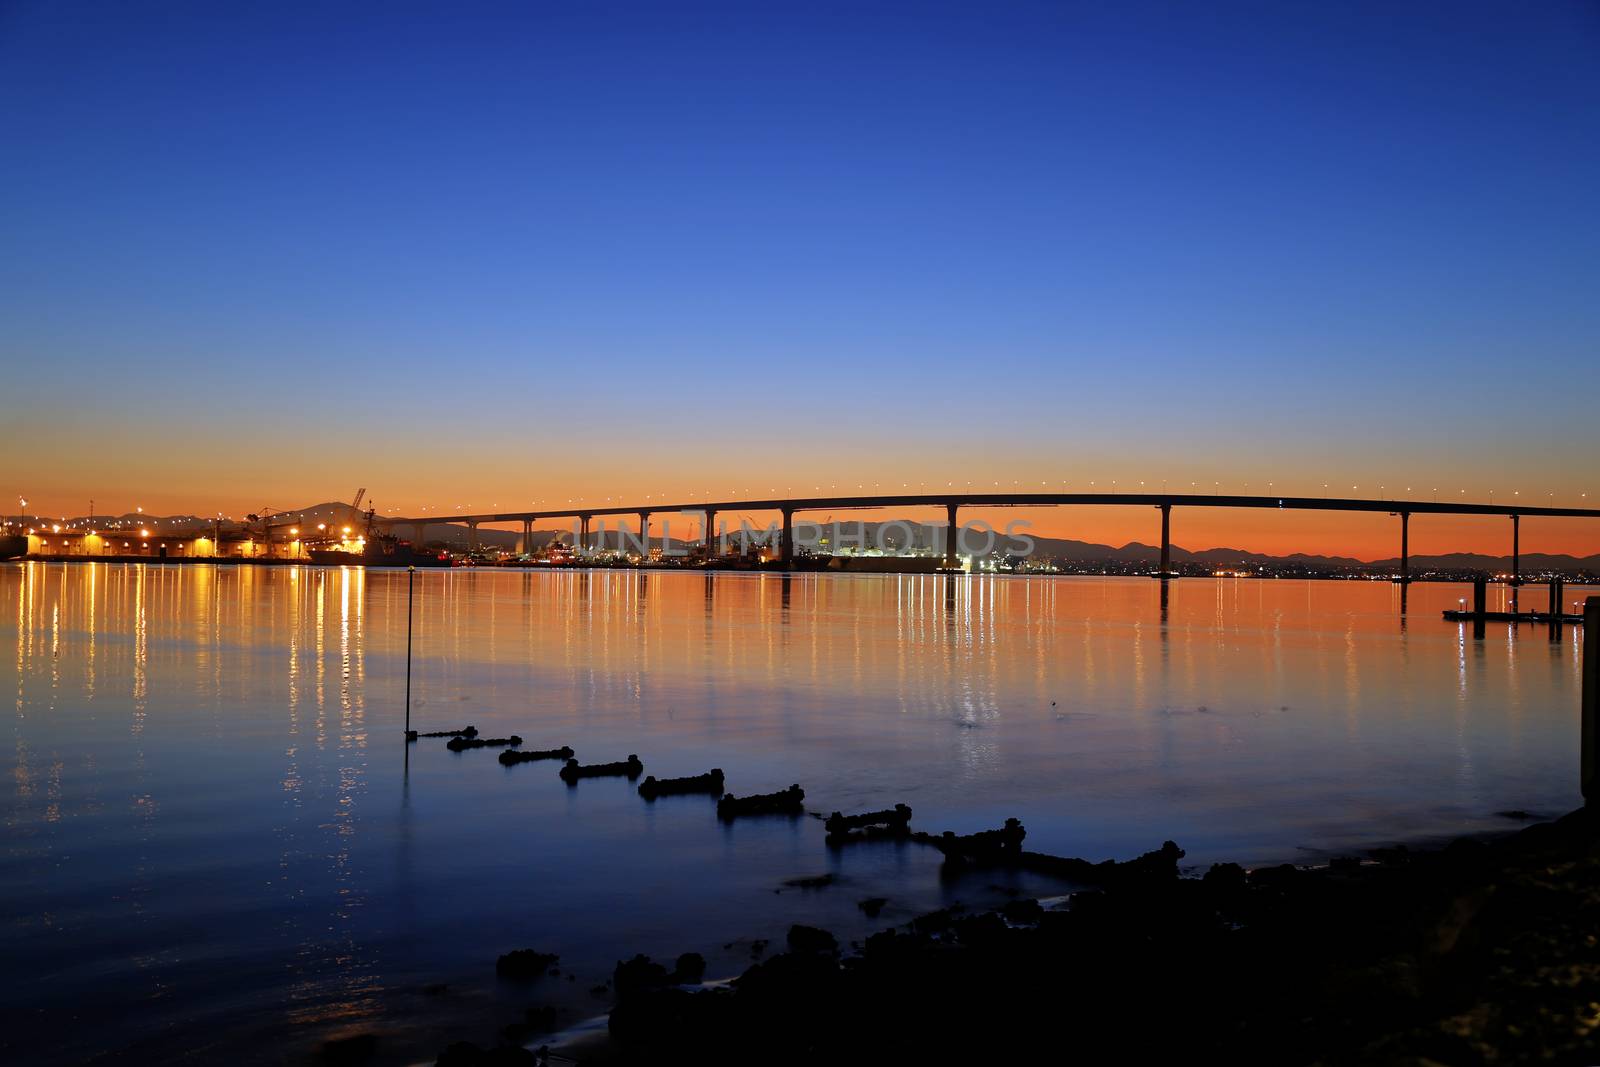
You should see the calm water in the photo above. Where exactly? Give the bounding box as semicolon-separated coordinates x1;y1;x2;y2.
2;562;1588;1063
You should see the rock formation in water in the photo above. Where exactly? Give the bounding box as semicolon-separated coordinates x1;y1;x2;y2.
637;768;725;798
558;754;644;782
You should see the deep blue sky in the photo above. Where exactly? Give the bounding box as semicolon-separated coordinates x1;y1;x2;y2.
3;1;1598;545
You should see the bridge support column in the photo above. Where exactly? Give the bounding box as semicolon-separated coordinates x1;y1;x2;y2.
411;523;427;547
579;515;590;555
945;503;960;570
467;521;479;553
1158;504;1171;577
1399;510;1410;584
519;520;531;555
638;512;650;557
1511;513;1521;586
780;508;794;566
1583;597;1599;804
704;510;718;559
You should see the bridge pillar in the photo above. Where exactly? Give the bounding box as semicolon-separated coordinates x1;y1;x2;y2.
1511;513;1521;586
638;512;650;556
1399;510;1410;584
579;515;590;555
1584;597;1599;804
704;509;718;559
411;523;427;547
519;519;531;555
1158;503;1172;577
780;507;795;566
945;503;960;570
1550;578;1564;617
467;520;479;553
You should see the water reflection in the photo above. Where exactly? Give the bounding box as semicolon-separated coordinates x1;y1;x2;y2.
2;563;1594;1064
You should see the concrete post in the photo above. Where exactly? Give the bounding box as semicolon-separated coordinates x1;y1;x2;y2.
704;509;718;558
1511;513;1521;586
1550;579;1564;618
638;512;650;556
1473;575;1487;617
1399;511;1410;584
1583;597;1599;804
467;520;479;553
1159;503;1171;576
780;507;795;566
945;502;960;570
579;515;590;555
412;523;427;547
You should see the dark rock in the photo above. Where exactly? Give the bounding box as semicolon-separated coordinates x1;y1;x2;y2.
499;746;574;765
614;954;672;997
673;952;707;983
1001;898;1044;924
858;897;888;918
787;924;839;954
638;768;725;798
1496;809;1535;820
1203;862;1247;893
717;784;804;819
320;1032;378;1063
496;949;559;980
434;1042;538;1066
447;734;522;751
559;754;644;782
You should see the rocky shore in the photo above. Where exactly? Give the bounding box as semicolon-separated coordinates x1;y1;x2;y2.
415;806;1600;1066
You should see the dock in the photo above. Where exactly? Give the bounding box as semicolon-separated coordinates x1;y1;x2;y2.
1442;610;1584;624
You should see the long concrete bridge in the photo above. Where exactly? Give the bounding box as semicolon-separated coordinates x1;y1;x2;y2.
385;493;1600;582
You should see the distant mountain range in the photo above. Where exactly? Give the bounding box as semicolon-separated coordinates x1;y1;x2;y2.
31;506;1600;573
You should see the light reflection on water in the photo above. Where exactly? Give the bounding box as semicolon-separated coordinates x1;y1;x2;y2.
0;562;1589;1063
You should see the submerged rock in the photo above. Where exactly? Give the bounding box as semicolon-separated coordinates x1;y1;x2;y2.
717;784;804;820
823;803;912;836
447;734;522;752
498;746;575;765
559;754;644;782
858;897;888;918
781;873;835;889
638;768;725;798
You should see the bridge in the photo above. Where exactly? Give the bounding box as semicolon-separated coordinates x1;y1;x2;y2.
385;493;1600;582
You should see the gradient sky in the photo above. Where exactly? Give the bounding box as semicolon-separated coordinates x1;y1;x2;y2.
4;2;1599;557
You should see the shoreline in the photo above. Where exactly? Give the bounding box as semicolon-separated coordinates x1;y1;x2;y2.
388;808;1600;1066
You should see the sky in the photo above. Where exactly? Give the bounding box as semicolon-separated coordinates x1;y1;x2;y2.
3;1;1599;558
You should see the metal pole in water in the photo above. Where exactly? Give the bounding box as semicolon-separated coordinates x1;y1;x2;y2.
1584;596;1599;805
405;565;415;737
